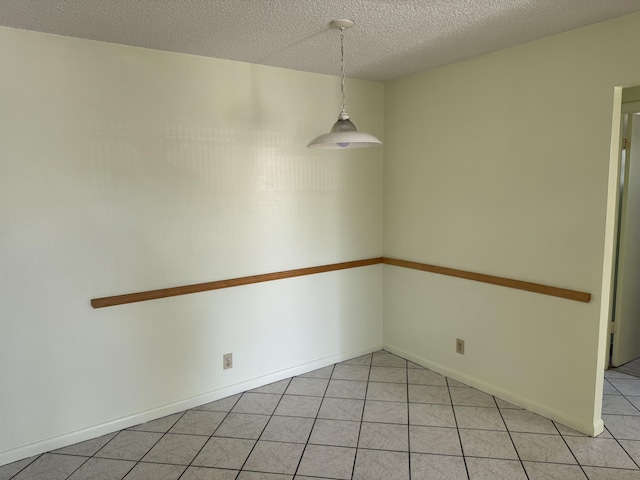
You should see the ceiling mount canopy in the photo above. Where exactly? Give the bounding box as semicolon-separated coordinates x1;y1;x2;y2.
307;19;382;149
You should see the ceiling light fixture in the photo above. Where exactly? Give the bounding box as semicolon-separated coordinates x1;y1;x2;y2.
307;19;382;149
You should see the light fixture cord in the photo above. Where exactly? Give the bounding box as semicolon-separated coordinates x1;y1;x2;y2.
340;27;346;114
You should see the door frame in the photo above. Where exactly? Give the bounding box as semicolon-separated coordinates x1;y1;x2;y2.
599;88;624;373
600;90;640;372
611;102;640;366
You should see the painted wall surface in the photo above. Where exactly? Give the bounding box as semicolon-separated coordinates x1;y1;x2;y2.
623;85;640;103
0;27;384;463
383;12;640;435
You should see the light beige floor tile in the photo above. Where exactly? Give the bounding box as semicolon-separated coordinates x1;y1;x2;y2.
317;397;364;420
353;449;409;480
408;385;451;405
331;364;370;381
363;400;408;424
273;395;322;418
325;380;368;399
189;436;253;469
454;406;506;431
583;466;640;479
0;455;40;480
12;454;87;480
169;411;226;436
603;395;640;415
243;441;305;475
67;457;135;480
619;439;640;464
340;354;372;366
501;409;558;434
523;461;587;479
298;366;334;379
232;393;282;415
128;413;184;433
142;434;208;465
409;425;462;455
410;453;467;480
459;429;518;459
358;422;409;451
466;457;527;480
95;431;163;461
237;472;293;480
260;416;315;444
407;361;427;370
408;369;447;386
409;403;456;427
53;433;117;457
565;436;637;469
604;380;621;395
603;415;640;440
366;382;407;402
371;352;407;368
250;379;291;395
608;380;640;396
181;466;239;479
495;398;522;410
511;432;576;464
296;445;356;480
449;387;496;407
213;413;270;439
447;379;468;388
369;366;407;384
193;394;241;412
285;378;329;397
308;419;360;447
122;462;185;480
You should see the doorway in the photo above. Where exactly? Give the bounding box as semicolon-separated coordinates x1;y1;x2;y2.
608;87;640;370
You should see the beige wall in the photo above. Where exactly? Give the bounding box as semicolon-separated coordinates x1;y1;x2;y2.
383;12;640;435
0;27;384;464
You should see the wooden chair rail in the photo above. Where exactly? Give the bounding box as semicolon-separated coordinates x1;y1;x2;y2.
382;257;591;303
90;257;383;308
90;256;591;308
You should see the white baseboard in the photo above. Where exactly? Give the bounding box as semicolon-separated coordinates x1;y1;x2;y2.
0;343;383;467
383;343;603;437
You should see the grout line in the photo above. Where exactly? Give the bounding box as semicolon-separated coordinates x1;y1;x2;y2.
234;378;294;475
290;365;335;478
350;355;373;480
177;396;242;479
493;396;530;480
102;409;187;480
607;388;640;471
553;421;589;479
448;379;471;480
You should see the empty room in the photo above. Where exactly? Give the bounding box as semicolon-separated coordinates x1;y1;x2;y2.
3;1;640;479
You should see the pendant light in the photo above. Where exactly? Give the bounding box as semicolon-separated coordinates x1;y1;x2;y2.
307;19;382;149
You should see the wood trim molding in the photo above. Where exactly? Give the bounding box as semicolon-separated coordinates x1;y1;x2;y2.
91;257;384;308
382;257;591;303
91;255;591;309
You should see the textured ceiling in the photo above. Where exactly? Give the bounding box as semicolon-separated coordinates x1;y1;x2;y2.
1;0;639;82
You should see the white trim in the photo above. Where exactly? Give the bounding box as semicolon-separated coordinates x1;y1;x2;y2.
0;343;382;466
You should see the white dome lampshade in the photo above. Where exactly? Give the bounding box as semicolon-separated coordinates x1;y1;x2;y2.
307;19;382;149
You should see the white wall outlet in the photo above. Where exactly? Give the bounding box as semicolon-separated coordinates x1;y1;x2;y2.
456;338;465;355
223;353;233;369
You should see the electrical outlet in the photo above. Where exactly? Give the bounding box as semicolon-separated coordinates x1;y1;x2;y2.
223;353;233;370
456;338;465;355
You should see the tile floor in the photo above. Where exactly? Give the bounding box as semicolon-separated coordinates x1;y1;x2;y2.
3;350;640;479
611;357;640;379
